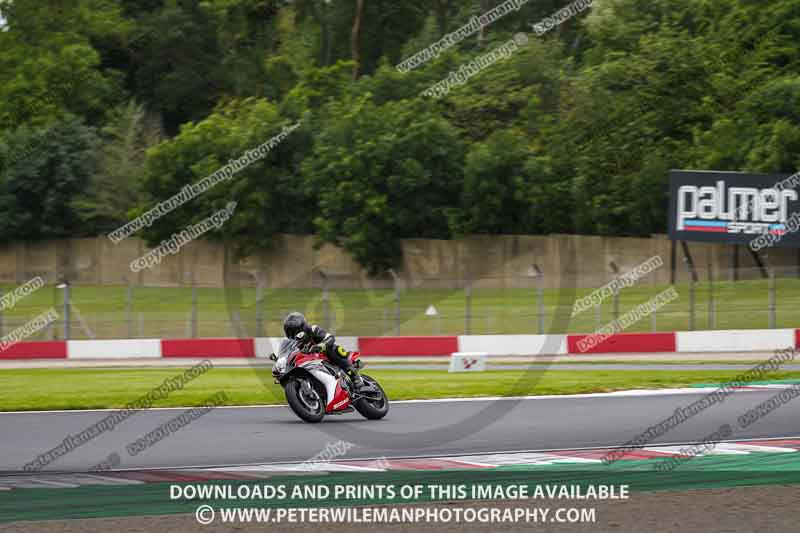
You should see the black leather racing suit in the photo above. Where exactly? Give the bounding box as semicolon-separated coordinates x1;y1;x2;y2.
298;324;359;379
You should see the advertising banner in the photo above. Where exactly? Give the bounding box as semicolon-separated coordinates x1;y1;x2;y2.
668;170;800;246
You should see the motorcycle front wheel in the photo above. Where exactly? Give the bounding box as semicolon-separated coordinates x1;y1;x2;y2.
285;378;326;423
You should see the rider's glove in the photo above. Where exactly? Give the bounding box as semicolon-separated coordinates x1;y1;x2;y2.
313;342;327;353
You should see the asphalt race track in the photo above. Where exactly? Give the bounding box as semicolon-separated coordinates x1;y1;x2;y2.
1;387;798;473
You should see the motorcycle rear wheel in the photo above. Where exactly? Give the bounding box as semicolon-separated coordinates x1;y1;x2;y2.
285;378;326;423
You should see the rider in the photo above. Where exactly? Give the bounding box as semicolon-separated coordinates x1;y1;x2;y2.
282;312;365;390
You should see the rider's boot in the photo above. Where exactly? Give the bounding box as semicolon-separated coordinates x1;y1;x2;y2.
347;368;365;391
333;345;366;391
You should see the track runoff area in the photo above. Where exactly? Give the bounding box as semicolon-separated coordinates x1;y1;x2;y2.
2;329;800;527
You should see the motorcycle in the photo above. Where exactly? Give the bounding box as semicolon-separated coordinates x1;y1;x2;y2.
270;338;389;423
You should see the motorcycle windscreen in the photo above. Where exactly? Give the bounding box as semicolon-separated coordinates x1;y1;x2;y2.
277;338;300;359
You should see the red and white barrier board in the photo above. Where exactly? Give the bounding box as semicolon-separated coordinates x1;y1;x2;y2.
162;338;255;358
567;332;677;354
675;329;796;353
457;335;568;356
67;339;162;360
0;341;67;360
0;330;799;360
358;336;458;356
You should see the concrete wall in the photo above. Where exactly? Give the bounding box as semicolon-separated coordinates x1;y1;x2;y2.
0;233;797;289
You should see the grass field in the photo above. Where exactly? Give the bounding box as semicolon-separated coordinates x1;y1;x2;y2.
1;274;800;340
367;359;797;365
2;367;800;411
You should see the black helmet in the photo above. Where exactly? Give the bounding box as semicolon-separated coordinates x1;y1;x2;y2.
283;312;308;340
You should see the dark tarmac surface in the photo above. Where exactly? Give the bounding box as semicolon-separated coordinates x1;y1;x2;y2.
1;387;798;472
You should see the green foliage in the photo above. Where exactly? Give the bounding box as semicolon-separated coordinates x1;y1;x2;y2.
303;96;465;274
0;117;98;240
139;97;310;255
72;100;163;232
0;0;126;130
2;0;800;274
456;130;532;235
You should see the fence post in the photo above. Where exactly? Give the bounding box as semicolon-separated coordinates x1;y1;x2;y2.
231;310;242;336
125;279;133;338
608;262;621;325
322;282;331;331
529;266;545;334
769;268;776;329
62;281;71;340
465;282;472;335
190;272;198;338
651;268;658;332
388;269;400;336
650;303;657;332
594;302;601;331
255;271;264;338
395;284;401;336
688;275;696;331
537;285;544;334
708;264;716;329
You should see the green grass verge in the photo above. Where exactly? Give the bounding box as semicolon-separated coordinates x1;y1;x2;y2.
3;367;800;412
365;359;788;366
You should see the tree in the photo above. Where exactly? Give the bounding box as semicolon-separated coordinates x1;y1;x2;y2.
0;117;98;240
72;100;163;232
351;0;365;80
0;0;126;130
455;130;533;235
128;2;226;135
295;0;428;75
138;97;311;256
556;9;716;235
303;96;466;274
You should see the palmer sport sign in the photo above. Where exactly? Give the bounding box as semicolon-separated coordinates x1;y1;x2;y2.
668;170;800;246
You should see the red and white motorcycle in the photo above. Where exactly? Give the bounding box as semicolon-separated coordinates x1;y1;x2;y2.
270;339;389;423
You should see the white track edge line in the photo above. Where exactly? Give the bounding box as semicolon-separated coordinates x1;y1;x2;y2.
0;386;784;415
